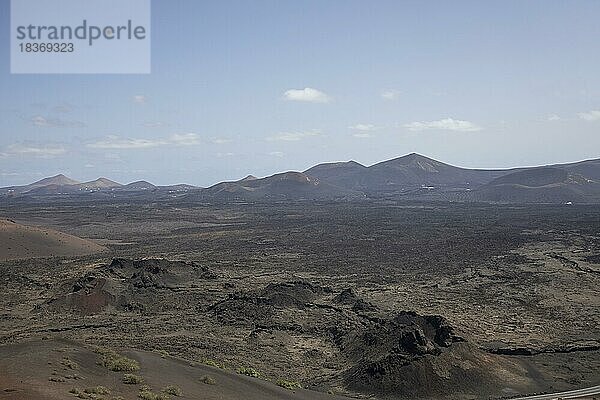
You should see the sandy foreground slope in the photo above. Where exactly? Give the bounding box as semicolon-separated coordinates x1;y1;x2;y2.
0;219;105;261
0;338;349;400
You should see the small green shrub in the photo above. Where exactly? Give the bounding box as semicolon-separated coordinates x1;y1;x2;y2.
161;385;182;396
155;350;169;358
236;366;259;378
276;379;301;390
137;391;155;400
199;375;216;385
95;348;140;372
68;388;87;399
204;359;224;369
122;374;144;384
84;386;111;395
62;357;79;370
138;389;170;400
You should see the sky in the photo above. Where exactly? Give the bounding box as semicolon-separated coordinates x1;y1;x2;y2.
1;0;600;186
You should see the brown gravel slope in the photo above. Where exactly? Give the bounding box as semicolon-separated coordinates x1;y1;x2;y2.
0;219;105;261
0;338;348;400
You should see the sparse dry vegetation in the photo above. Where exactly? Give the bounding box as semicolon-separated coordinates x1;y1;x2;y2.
199;375;216;385
155;349;169;358
122;374;144;385
84;386;111;395
276;379;301;390
61;357;79;370
161;385;182;396
69;386;111;400
69;388;85;398
138;388;170;400
95;348;139;372
237;366;260;378
123;373;144;384
204;359;225;369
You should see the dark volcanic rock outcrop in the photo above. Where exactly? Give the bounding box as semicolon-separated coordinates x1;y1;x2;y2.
333;288;377;312
261;281;331;308
47;275;117;315
336;312;535;399
46;258;214;314
105;258;180;288
210;292;276;327
209;280;536;398
210;281;331;327
338;311;463;360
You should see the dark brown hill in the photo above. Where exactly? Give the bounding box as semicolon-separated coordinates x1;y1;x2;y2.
469;167;600;203
192;171;364;201
305;153;505;192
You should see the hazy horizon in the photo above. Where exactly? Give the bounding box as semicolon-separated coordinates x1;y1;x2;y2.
2;0;600;186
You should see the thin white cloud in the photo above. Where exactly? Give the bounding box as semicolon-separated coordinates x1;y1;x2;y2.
29;115;85;128
4;143;66;157
87;133;201;149
216;152;235;157
349;124;381;131
30;116;52;127
53;105;72;113
143;121;169;128
283;88;331;103
170;133;201;145
133;95;147;104
210;138;232;144
547;114;561;121
578;110;600;121
266;130;321;141
352;132;374;138
104;153;123;161
88;136;166;149
381;90;400;101
268;151;285;157
403;118;482;132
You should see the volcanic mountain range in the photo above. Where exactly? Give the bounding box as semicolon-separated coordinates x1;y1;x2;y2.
2;153;600;203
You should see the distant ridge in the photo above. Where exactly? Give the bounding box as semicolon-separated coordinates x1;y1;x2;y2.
191;171;364;201
2;174;81;195
238;175;258;182
30;174;80;187
469;167;600;203
305;153;506;191
78;177;123;189
2;154;599;203
125;181;156;190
